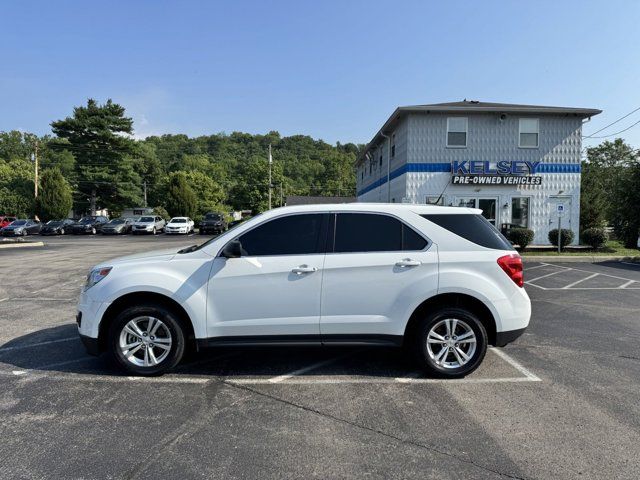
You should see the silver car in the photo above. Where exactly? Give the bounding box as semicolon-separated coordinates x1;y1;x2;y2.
132;216;166;235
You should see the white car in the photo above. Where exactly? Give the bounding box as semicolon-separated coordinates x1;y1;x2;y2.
132;215;166;235
165;217;195;235
77;203;530;377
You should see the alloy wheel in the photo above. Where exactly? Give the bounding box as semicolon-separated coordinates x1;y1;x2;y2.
118;316;173;367
426;318;477;369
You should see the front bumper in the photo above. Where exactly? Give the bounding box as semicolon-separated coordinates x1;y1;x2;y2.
1;230;22;236
79;333;100;356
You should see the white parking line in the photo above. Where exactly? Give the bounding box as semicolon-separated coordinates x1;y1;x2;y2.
562;273;599;289
228;377;539;385
620;261;640;267
490;348;541;381
526;269;566;283
619;280;636;289
523;264;548;271
0;336;78;353
0;297;8;303
267;351;358;383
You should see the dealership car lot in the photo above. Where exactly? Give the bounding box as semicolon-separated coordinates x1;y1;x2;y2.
1;236;639;479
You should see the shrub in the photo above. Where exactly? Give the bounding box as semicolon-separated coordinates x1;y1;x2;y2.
548;228;575;249
508;228;535;250
581;227;608;249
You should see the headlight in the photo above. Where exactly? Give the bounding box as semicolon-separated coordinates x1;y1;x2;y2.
85;267;112;291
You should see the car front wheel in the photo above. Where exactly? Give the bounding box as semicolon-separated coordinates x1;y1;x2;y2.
108;305;186;376
410;307;487;379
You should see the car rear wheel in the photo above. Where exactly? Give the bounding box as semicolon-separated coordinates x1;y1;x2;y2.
410;307;487;379
108;305;186;376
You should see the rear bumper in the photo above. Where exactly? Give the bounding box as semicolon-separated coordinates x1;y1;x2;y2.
494;327;526;347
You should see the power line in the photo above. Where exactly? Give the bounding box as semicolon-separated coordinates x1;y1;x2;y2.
583;106;640;138
584;118;640;139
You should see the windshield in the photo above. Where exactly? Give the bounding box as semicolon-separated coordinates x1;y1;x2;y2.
11;220;27;226
139;216;154;222
79;217;95;224
170;218;187;223
205;214;222;220
108;219;125;224
47;221;62;226
182;213;263;253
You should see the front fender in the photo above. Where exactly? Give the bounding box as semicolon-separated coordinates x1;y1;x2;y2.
89;256;212;339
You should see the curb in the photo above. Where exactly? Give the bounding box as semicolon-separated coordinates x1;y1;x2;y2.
522;255;640;263
0;241;45;250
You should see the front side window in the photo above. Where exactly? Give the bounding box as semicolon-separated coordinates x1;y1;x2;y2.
511;197;530;228
519;118;539;147
238;214;325;256
447;117;468;147
391;134;396;157
333;213;427;253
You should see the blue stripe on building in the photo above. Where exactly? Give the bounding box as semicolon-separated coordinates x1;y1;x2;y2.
357;162;581;196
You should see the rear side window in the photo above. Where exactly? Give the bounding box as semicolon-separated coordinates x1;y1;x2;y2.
333;213;427;253
238;214;325;256
421;214;513;250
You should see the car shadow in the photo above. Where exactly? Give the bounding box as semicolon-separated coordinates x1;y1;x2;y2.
0;324;420;380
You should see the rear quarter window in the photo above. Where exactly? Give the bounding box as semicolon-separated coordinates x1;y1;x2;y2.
421;214;514;250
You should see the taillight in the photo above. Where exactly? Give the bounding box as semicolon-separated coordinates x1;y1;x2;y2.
497;254;523;288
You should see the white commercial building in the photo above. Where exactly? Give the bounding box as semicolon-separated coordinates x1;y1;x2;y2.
356;101;601;245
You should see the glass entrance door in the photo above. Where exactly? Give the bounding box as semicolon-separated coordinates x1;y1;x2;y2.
478;198;497;226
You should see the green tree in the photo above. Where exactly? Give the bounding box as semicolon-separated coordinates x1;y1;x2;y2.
182;170;226;216
50;99;139;215
165;172;197;218
36;168;73;221
585;139;640;247
579;161;607;231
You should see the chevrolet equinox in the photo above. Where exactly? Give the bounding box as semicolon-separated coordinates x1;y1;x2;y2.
77;204;530;378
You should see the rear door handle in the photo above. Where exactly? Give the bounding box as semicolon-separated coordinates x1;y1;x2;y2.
395;258;421;267
292;265;318;275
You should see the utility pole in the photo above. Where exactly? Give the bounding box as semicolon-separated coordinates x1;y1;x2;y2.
143;180;148;207
32;143;39;199
268;144;273;210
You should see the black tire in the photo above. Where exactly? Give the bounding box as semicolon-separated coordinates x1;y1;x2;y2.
60;228;65;235
152;227;157;235
409;307;487;379
91;227;97;235
108;304;186;376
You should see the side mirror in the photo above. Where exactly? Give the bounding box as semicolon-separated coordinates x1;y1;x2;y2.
221;239;243;258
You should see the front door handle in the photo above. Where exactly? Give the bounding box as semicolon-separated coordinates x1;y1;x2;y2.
395;258;421;267
292;265;318;275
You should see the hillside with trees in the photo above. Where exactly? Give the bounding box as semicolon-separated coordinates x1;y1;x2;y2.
0;99;360;220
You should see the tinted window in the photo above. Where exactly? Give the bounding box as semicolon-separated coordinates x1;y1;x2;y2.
422;214;513;250
333;213;427;252
238;214;325;256
403;224;428;250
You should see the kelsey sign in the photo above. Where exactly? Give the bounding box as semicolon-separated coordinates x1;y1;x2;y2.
451;160;543;186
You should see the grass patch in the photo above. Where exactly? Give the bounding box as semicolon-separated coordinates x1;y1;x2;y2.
521;240;640;257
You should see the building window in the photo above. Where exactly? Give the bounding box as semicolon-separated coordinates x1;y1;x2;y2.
447;117;467;147
391;134;396;157
369;161;372;174
379;154;382;166
519;118;539;148
511;197;530;228
425;196;444;205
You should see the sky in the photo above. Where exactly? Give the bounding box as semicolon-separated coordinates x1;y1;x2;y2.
1;0;639;150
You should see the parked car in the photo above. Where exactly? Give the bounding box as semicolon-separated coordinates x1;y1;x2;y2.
132;215;166;235
0;215;17;229
1;219;41;236
70;216;109;235
101;218;135;235
40;219;75;235
228;217;248;229
77;203;530;377
165;217;195;235
199;212;227;235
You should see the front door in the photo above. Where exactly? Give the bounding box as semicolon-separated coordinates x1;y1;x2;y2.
207;213;328;340
320;213;439;341
478;198;497;226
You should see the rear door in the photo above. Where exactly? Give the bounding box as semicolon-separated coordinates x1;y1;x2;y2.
320;212;439;342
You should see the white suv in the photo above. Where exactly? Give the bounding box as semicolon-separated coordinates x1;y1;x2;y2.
77;204;530;378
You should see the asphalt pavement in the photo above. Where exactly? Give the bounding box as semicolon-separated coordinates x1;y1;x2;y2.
0;236;639;479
